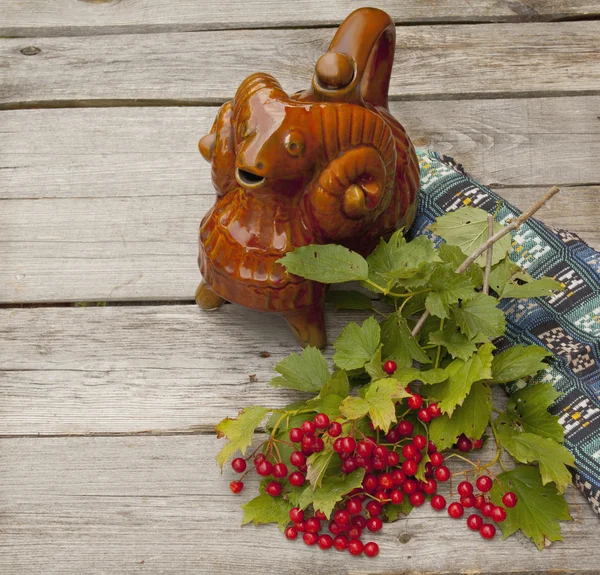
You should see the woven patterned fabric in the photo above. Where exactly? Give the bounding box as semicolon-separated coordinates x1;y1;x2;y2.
409;150;600;515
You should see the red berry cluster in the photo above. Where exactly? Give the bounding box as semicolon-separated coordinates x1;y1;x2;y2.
436;474;517;540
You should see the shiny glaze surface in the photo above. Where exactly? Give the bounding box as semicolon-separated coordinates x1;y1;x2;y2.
197;7;420;347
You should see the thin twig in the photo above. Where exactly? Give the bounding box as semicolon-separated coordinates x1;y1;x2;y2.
483;214;494;295
411;186;560;337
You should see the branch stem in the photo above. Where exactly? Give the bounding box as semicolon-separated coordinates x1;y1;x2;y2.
483;214;494;295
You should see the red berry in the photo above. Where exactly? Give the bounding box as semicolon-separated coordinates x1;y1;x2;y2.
430;452;444;467
422;478;437;495
328;421;342;437
502;492;518;508
402;479;418;495
480;523;496;539
387;451;400;466
301;434;314;452
266;481;281;497
448;502;464;519
431;494;447;510
363;474;378;493
285;526;298;540
460;495;476;508
302;420;316;435
417;408;432;423
231;458;246;473
457;435;473;452
407;394;423;410
295;521;306;533
341;436;357;454
414;451;423;464
316;534;333;550
366;516;383;532
289;471;305;487
312;436;325;453
481;502;494;518
457;481;473;497
434;466;451;482
356;439;374;457
474;494;485;510
428;402;442;418
402;459;418;476
473;438;483;449
256;460;273;477
383;360;397;374
254;454;266;466
289;507;304;523
412;434;427;450
333;437;345;453
476;476;493;493
289;428;303;443
390;489;405;504
290;451;306;467
491;506;507;523
315;509;327;521
373;445;388;459
386;428;401;443
333;535;349;551
428;440;437;454
372;457;386;471
313;413;330;429
397;420;413;437
392;469;406;485
364;541;379;558
306;517;321;533
303;532;318;546
374;489;389;502
272;462;288;478
333;509;351;526
378;473;394;490
402;444;418;459
467;514;483;531
229;480;243;494
352;515;367;529
348;539;364;556
346;498;362;515
365;500;382;516
410;492;425;506
341;458;357;474
328;521;342;535
346;525;362;540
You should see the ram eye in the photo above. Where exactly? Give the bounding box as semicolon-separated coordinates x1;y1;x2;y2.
284;130;305;157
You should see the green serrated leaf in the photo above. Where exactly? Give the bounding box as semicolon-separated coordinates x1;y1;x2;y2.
365;345;387;380
428;320;479;362
490;465;571;549
488;257;521;296
438;243;484;287
278;244;368;283
365;378;411;432
453;293;506;339
383;499;414;521
381;311;431;368
241;493;293;531
491;345;551;384
501;277;564;299
340;396;370;420
270;346;330;393
425;264;477;319
326;290;373;310
304;393;344;419
333;317;381;370
428;382;492;450
393;367;448;386
306;445;336;490
215;406;270;469
430;206;512;266
300;469;366;518
320;370;349;398
507;383;564;442
427;343;494;416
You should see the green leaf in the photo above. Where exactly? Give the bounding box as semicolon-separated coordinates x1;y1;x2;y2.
501;277;564;299
488;257;521;296
299;469;366;518
506;383;564;442
364;345;387;380
491;345;552;384
428;382;492;450
364;378;412;432
438;243;484;287
215;406;270;469
430;206;512;266
306;445;336;489
383;499;414;521
381;311;431;368
490;465;571;549
428;321;479;362
392;367;448;386
427;343;494;416
340;396;370;420
270;346;330;393
304;393;344;419
495;421;574;493
278;244;368;283
453;293;506;339
241;493;293;531
326;290;373;310
320;370;349;398
425;264;477;319
333;316;381;370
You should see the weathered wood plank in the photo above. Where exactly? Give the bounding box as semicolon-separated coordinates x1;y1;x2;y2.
2;0;598;36
0;434;598;574
2;22;600;107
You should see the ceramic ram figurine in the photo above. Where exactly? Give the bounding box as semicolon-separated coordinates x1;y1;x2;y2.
196;7;420;348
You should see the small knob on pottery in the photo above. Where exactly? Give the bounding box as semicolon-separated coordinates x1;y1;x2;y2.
314;52;355;89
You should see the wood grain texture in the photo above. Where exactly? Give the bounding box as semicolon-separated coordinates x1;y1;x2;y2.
0;434;598;575
2;0;599;36
1;101;599;303
2;22;600;107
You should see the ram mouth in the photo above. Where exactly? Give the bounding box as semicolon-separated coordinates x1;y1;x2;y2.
236;167;265;188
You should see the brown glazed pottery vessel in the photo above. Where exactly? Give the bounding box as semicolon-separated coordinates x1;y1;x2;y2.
196;7;420;348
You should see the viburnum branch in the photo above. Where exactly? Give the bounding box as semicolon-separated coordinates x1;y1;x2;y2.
411;185;560;337
483;214;494;295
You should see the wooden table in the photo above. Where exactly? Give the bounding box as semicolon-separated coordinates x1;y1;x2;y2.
1;2;600;573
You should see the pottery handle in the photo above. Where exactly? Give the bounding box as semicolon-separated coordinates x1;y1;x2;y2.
311;7;395;108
